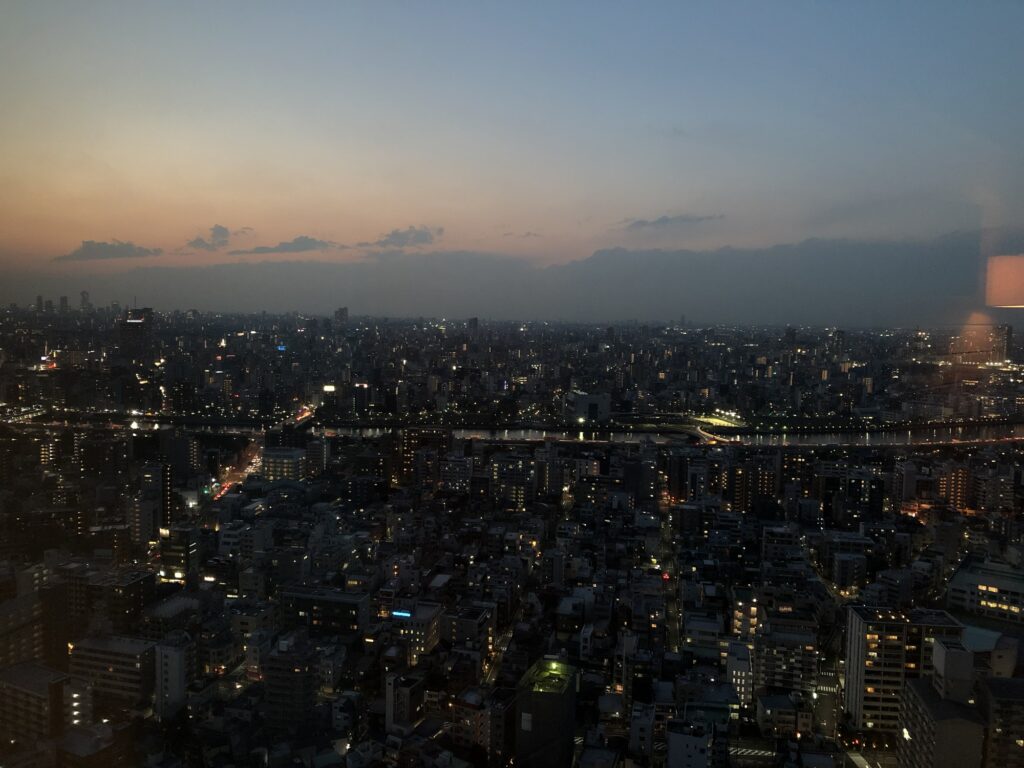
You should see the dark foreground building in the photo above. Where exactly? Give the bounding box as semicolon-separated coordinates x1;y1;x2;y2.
515;658;578;768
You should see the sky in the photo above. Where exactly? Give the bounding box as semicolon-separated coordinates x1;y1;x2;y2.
1;2;1023;321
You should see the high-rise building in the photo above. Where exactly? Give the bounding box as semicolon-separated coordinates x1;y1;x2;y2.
263;631;317;732
0;662;92;740
937;461;971;510
976;677;1024;768
448;685;516;766
130;496;159;545
81;569;156;634
159;525;199;587
385;672;426;736
844;606;962;732
261;446;307;481
305;439;329;476
490;453;537;510
753;625;817;696
120;308;154;362
279;586;370;638
440;454;475;494
992;324;1012;362
141;462;174;533
160;432;200;482
0;593;44;667
898;638;984;768
391;601;442;666
154;630;193;722
68;636;155;712
726;642;753;707
516;658;578;768
398;427;451;484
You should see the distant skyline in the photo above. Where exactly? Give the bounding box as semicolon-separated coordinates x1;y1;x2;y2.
5;230;1022;328
1;2;1023;317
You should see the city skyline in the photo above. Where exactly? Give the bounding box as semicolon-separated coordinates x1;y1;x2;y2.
7;228;1024;327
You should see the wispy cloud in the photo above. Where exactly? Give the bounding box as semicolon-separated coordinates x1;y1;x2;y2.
503;231;542;239
359;225;443;249
228;235;334;255
187;224;230;252
623;213;723;232
54;239;162;262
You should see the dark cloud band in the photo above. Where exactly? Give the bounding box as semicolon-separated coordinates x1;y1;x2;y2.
54;240;162;262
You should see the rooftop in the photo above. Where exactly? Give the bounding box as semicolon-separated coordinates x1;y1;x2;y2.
906;678;984;724
72;635;154;655
0;662;68;697
520;659;576;695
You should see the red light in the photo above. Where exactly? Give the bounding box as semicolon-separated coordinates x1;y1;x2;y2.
662;572;671;581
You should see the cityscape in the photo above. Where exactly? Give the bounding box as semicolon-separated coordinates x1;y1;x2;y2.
1;303;1023;768
2;3;1024;768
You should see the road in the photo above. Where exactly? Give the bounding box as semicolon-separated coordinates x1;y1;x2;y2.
485;608;522;685
658;488;681;652
211;441;261;500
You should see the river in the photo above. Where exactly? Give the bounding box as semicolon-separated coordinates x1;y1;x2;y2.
322;422;1024;447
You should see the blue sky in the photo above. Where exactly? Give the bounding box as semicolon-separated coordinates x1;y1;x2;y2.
0;2;1022;287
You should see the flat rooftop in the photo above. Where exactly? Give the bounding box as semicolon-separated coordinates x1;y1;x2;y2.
849;605;962;628
72;635;154;655
520;659;576;695
0;662;68;697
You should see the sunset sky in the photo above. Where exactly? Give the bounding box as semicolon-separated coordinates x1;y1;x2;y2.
1;1;1023;314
